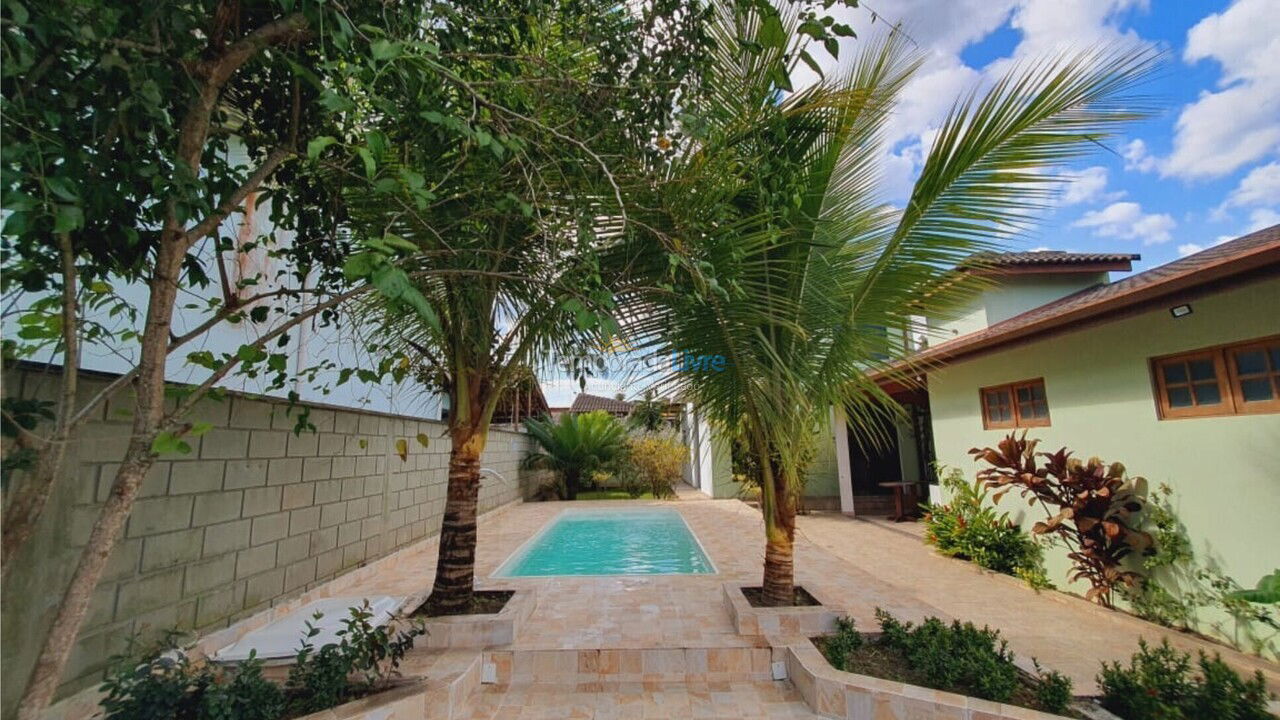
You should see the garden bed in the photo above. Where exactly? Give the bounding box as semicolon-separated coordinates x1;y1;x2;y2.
402;589;534;649
723;582;840;637
410;590;515;618
809;635;1084;718
741;585;821;608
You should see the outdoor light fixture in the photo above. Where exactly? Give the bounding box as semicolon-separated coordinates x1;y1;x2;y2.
1170;303;1193;318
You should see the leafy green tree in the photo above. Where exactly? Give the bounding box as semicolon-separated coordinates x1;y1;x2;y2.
341;0;713;614
0;1;479;713
638;3;1156;605
628;390;671;432
524;411;630;500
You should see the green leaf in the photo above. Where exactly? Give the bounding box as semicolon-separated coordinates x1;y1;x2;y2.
798;50;823;78
415;433;430;448
307;136;338;160
381;234;419;254
189;422;214;437
759;12;786;49
342;252;379;281
356;147;376;178
187;350;220;370
236;344;268;363
53;204;83;233
151;431;192;456
371;39;402;61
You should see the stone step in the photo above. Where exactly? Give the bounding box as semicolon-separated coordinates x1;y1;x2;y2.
460;680;824;719
482;646;781;685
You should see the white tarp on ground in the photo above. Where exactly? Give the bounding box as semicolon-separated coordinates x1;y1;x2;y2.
213;595;404;662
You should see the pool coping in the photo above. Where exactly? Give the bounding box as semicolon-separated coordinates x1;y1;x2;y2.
488;505;720;578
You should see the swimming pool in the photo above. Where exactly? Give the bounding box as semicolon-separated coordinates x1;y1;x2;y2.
493;508;715;577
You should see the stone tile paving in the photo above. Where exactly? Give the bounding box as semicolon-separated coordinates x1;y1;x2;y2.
231;493;1277;714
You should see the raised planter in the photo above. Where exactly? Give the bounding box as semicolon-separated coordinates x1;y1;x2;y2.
401;589;536;649
293;677;429;720
785;641;1074;720
723;582;842;637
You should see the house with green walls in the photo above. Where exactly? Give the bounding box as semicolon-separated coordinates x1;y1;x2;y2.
816;223;1278;651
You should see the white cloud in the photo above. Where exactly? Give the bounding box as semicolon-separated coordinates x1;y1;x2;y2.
1220;162;1280;209
1073;201;1176;244
1060;166;1123;205
1123;139;1158;173
1246;207;1280;231
1163;0;1280;179
1176;207;1276;257
788;0;1154;205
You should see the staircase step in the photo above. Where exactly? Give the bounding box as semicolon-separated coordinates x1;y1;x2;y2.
482;646;778;685
462;680;823;719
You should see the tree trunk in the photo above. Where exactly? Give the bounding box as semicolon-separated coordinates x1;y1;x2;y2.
760;463;797;606
16;235;183;718
423;425;486;615
564;468;580;500
2;235;80;578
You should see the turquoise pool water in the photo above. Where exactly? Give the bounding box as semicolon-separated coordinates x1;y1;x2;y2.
495;509;714;576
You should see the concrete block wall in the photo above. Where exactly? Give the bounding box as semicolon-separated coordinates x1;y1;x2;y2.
1;366;535;711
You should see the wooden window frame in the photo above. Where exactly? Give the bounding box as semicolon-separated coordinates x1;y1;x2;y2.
1150;334;1280;420
979;378;1050;430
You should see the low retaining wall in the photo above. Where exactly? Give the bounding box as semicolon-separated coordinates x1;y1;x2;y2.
1;364;536;711
786;642;1069;720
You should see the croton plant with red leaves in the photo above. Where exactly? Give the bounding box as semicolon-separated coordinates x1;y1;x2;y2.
969;432;1153;607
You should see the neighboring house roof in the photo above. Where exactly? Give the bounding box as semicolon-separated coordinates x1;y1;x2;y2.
569;393;633;414
913;224;1280;366
963;250;1139;274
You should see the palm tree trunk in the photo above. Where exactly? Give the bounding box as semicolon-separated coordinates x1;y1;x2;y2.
761;464;797;606
424;425;486;614
564;468;580;501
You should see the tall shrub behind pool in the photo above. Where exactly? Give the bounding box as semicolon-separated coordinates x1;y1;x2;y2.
494;509;714;576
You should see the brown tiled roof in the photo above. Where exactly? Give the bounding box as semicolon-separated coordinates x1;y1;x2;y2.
963;250;1139;274
569;393;633;414
913;225;1280;366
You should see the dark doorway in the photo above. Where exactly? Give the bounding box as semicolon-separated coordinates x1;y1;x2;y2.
846;415;901;496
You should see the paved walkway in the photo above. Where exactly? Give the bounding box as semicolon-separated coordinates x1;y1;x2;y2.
197;495;1278;711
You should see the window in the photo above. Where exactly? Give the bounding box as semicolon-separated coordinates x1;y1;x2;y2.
1151;335;1280;419
980;378;1050;429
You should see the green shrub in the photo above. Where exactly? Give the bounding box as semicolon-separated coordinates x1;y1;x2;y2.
285;602;424;716
875;609;1019;703
99;603;424;720
1032;659;1073;715
622;431;686;499
1098;638;1273;720
823;616;864;672
924;468;1047;583
100;648;282;720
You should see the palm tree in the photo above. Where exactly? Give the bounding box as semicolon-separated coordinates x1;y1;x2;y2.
523;411;629;500
340;0;705;614
628;390;670;432
633;4;1156;605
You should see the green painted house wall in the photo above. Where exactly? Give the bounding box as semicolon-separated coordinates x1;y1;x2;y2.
927;274;1280;656
929;274;1109;341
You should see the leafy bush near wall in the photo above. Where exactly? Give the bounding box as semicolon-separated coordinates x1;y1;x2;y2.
970;432;1152;606
100;603;424;720
618;431;686;499
923;467;1050;587
1098;638;1274;720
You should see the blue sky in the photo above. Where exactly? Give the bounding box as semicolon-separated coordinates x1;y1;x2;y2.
543;0;1280;406
796;0;1279;270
